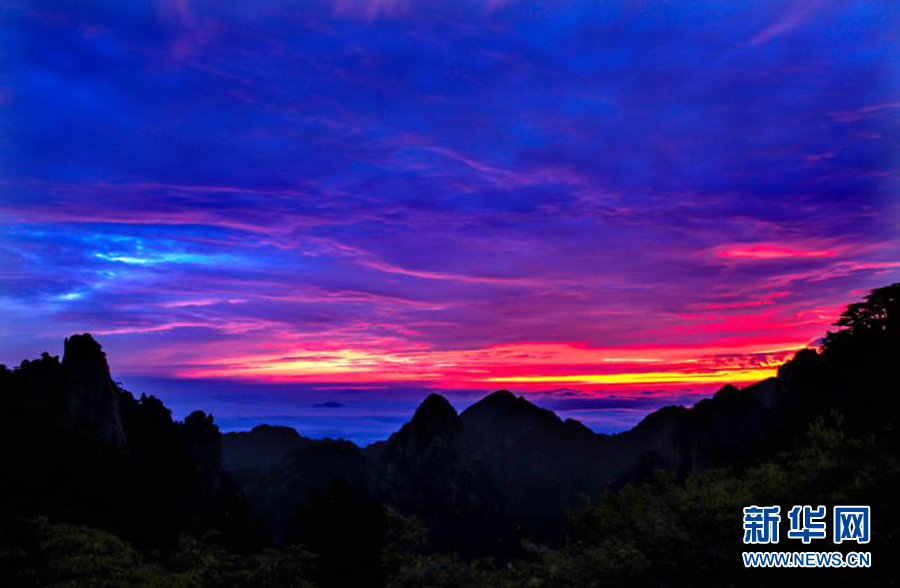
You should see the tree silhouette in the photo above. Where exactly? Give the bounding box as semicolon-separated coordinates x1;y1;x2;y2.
824;282;899;352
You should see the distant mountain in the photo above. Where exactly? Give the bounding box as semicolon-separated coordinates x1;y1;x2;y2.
221;377;788;554
378;394;502;553
379;395;495;515
223;424;313;471
460;390;610;519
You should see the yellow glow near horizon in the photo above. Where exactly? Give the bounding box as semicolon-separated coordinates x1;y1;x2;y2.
483;367;778;385
181;340;799;388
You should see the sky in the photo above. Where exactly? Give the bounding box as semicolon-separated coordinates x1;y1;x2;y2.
1;0;898;444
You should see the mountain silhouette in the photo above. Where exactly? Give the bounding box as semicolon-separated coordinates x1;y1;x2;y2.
223;424;314;471
219;375;792;554
377;394;502;553
2;282;899;586
380;393;491;515
0;330;863;555
460;390;609;520
60;334;128;447
0;334;257;550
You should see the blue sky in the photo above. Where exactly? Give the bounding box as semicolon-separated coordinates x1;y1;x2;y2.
1;0;898;443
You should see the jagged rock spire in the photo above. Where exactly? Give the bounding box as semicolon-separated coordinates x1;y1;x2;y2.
62;333;127;447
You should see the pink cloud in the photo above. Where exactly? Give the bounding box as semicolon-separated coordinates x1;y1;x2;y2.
714;242;838;260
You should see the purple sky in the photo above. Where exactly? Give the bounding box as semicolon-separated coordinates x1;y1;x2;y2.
1;0;898;444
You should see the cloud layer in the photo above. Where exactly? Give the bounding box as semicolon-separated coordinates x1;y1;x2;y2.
1;0;898;441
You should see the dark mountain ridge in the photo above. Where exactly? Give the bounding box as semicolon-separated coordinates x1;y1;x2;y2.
3;283;898;566
0;334;257;551
377;394;503;553
220;369;796;553
0;331;847;556
3;282;898;586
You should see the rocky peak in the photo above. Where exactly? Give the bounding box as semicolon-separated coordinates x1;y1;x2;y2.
481;389;516;402
407;393;459;433
63;334;110;375
460;391;609;517
461;389;578;437
381;394;463;461
61;333;127;447
462;389;520;414
379;393;500;548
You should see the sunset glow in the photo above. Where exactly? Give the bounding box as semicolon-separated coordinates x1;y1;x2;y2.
1;0;898;443
181;341;795;389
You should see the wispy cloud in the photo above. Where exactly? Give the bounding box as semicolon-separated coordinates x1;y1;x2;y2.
750;0;828;45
